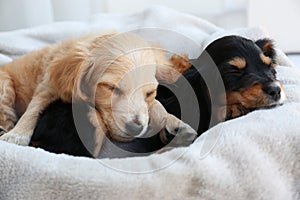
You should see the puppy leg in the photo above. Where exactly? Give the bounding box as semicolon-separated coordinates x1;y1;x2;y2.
163;114;198;147
0;82;58;145
87;108;107;158
149;100;197;147
0;71;17;136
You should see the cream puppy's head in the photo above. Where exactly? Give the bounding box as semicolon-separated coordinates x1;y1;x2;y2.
97;65;158;140
75;32;173;141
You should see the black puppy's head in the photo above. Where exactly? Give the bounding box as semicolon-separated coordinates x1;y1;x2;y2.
205;35;286;119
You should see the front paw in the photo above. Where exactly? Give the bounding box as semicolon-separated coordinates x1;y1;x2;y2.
162;115;197;147
167;123;197;147
0;132;31;145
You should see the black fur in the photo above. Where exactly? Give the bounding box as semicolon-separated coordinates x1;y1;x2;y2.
30;100;94;157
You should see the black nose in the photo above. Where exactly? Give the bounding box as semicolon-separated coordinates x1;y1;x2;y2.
125;116;143;136
263;84;281;101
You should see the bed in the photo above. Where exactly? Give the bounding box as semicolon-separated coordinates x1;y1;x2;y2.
0;6;299;200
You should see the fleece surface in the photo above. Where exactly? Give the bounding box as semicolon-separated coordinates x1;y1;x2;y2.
0;6;299;200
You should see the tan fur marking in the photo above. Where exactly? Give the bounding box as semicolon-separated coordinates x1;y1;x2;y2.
260;53;271;65
226;84;270;119
228;57;246;69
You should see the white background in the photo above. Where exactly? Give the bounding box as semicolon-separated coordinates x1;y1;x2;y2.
0;0;299;52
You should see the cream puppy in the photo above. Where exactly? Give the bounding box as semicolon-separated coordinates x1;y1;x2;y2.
0;31;196;152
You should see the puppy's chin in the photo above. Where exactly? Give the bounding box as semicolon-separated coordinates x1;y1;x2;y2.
277;82;287;105
107;125;135;142
110;132;135;142
133;126;149;138
110;125;150;141
262;96;286;110
107;123;151;142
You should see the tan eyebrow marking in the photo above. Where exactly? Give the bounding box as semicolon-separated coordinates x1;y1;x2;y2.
228;57;246;69
260;53;271;65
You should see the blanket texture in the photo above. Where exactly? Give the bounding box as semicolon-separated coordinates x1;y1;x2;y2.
0;6;299;200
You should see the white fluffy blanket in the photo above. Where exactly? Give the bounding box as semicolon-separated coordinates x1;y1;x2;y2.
0;6;299;200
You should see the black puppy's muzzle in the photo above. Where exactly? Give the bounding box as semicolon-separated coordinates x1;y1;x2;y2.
263;83;281;101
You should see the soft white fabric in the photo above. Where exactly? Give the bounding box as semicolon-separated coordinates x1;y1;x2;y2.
0;6;299;200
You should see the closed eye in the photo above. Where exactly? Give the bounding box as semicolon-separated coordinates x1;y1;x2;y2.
99;82;123;96
225;66;245;76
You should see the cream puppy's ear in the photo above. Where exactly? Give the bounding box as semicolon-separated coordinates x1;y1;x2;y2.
75;62;96;102
49;42;92;102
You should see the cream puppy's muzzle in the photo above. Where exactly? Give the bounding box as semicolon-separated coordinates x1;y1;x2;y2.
112;88;151;137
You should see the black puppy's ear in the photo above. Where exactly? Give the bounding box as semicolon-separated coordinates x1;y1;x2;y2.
255;38;276;59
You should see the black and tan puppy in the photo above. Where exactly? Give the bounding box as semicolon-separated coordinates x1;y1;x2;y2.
31;35;286;157
205;36;285;119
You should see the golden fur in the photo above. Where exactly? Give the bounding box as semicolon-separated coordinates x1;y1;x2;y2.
0;31;195;153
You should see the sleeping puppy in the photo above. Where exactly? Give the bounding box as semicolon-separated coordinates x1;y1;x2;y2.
31;35;286;157
158;35;286;125
203;36;286;119
0;31;197;157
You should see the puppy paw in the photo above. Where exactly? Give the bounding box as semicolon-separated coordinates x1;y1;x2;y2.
167;123;197;147
162;115;197;147
0;132;31;145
